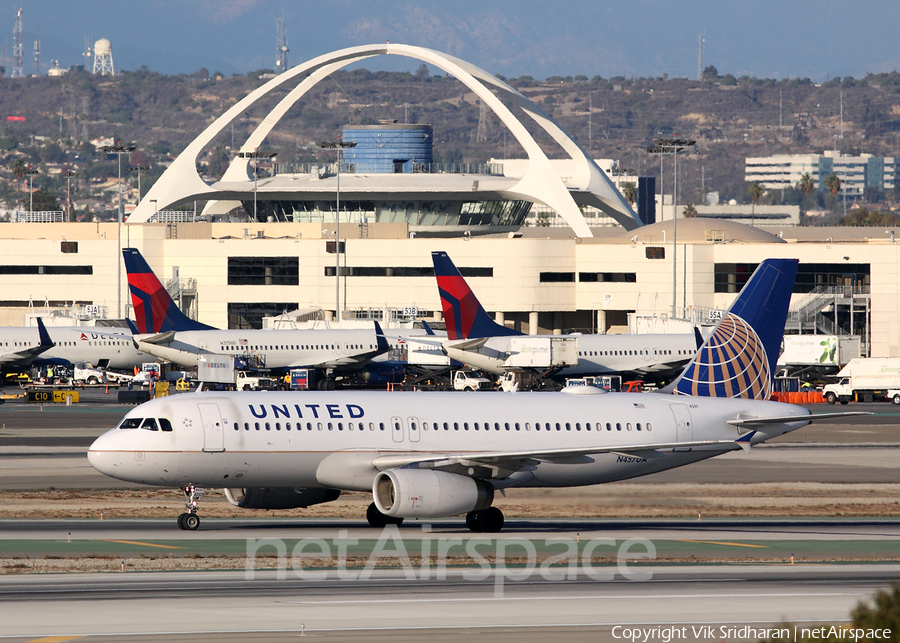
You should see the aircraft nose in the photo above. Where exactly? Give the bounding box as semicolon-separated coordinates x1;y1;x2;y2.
87;431;121;477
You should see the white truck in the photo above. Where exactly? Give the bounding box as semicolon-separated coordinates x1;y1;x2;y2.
498;370;542;392
73;361;132;386
822;358;900;404
197;354;274;390
452;370;493;391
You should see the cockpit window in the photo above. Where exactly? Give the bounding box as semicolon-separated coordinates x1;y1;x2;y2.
141;418;159;431
159;418;174;432
119;418;143;429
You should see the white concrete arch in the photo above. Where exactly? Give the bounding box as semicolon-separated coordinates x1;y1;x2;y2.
129;43;641;234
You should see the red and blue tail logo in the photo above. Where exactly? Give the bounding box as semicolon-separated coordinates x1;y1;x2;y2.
432;251;520;340
123;248;213;333
674;258;797;399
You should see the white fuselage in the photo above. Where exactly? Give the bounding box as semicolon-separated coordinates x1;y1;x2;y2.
0;326;148;370
88;389;810;491
444;333;697;378
134;328;383;370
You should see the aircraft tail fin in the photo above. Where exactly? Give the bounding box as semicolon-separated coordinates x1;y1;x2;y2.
122;248;214;334
673;258;798;399
431;251;521;340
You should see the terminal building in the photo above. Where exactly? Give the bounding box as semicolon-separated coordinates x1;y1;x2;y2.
1;44;898;359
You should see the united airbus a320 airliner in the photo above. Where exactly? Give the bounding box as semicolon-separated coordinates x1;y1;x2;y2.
88;258;857;532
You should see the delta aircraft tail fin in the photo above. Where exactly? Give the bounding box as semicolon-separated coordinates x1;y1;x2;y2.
672;258;798;400
122;248;214;334
431;251;521;340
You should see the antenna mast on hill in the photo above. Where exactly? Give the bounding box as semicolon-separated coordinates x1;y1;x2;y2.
12;6;23;78
275;17;288;73
697;32;704;81
33;22;39;76
82;37;91;71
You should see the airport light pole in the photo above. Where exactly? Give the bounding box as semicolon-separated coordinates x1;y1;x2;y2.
101;143;136;318
236;150;277;221
130;164;149;202
64;170;76;222
646;138;695;319
318;138;356;322
23;168;38;212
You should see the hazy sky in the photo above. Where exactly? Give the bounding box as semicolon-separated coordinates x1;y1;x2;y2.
3;0;899;81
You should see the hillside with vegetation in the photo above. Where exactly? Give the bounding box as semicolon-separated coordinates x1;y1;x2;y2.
4;64;900;222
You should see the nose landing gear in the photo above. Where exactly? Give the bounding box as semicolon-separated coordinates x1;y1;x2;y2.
177;484;204;530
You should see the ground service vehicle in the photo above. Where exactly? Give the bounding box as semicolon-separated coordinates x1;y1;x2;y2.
822;358;900;404
452;370;492;391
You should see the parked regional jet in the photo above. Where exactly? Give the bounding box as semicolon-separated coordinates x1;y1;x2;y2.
432;251;698;381
89;258;859;532
123;248;402;388
0;318;147;373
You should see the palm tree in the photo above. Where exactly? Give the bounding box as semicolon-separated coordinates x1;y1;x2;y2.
12;159;26;187
825;173;841;197
799;172;815;197
620;182;637;206
748;181;763;227
682;203;698;218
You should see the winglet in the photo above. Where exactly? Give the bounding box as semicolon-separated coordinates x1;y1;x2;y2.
421;320;436;336
735;430;757;454
35;317;54;348
432;251;521;340
125;318;139;335
673;258;798;400
123;248;214;333
373;320;390;355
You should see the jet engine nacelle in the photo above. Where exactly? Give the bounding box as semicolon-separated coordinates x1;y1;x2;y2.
224;487;340;510
359;362;406;386
373;469;494;518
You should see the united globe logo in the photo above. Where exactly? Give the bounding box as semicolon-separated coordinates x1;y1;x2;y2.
674;313;771;399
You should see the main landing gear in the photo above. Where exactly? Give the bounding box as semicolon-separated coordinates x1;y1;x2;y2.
177;484;204;530
466;507;504;533
365;502;404;528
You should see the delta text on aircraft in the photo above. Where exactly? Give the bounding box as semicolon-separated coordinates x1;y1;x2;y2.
432;251;699;381
0;318;147;373
123;248;404;389
89;258;864;532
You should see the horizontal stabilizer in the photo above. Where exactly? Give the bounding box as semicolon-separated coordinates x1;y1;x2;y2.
136;331;177;346
726;411;871;428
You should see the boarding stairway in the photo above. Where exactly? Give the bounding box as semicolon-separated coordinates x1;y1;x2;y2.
784;286;869;336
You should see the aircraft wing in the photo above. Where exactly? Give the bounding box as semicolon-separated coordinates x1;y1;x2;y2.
313;321;392;370
371;437;746;480
0;318;55;367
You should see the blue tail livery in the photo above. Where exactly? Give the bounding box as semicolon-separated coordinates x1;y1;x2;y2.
431;251;521;340
123;248;214;334
673;258;798;399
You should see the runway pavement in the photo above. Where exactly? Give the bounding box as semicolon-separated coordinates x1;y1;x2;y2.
0;564;896;641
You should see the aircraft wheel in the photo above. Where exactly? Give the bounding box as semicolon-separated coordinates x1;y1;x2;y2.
476;507;504;533
324;379;336;391
177;513;189;530
183;514;200;530
465;511;481;532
